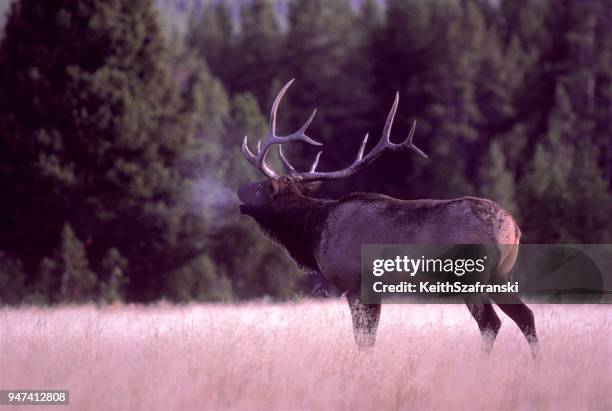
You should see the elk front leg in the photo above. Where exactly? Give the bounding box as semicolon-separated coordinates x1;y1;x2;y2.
346;290;381;349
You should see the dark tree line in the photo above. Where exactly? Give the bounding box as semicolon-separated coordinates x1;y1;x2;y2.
187;0;611;241
0;0;610;305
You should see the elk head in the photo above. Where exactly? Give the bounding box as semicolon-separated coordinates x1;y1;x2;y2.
237;79;428;215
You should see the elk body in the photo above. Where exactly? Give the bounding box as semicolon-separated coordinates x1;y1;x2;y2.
238;80;538;356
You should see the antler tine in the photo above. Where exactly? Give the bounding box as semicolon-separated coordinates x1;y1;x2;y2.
256;107;322;171
356;133;369;161
242;135;278;179
277;145;297;174
297;108;318;141
267;79;320;147
403;120;428;158
382;92;400;143
277;145;323;174
249;79;323;177
270;79;295;136
270;108;321;148
242;136;257;166
310;151;323;172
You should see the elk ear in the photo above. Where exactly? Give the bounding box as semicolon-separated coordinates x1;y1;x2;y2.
300;181;322;196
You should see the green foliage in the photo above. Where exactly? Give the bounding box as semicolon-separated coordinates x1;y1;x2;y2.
518;85;577;242
30;223;99;304
0;252;26;305
234;0;283;105
164;255;233;302
98;248;129;304
57;224;98;303
26;258;58;305
516;82;610;243
229;92;290;183
0;0;204;302
202;90;303;300
185;3;234;87
568;140;612;243
0;0;611;305
420;1;486;197
280;0;374;178
479;141;519;216
209;218;303;300
166;42;303;302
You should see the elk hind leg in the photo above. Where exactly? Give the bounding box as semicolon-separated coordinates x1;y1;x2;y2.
490;293;539;358
464;295;501;353
346;291;381;349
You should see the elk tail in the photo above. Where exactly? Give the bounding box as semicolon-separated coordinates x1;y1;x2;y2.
497;223;521;279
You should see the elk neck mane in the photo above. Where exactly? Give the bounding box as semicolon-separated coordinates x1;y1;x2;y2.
246;193;335;271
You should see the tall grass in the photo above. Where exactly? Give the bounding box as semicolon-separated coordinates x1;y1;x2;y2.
1;302;610;410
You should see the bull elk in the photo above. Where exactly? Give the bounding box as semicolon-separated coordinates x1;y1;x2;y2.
237;80;538;356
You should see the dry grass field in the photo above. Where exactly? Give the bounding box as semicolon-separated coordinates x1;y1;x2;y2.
0;301;610;410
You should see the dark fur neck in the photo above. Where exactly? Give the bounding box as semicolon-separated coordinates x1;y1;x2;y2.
246;194;334;271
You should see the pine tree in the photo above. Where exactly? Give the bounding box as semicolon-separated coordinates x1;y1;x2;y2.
31;258;59;305
510;1;612;243
99;248;129;304
176;50;232;180
169;47;230;144
418;1;487;198
57;224;98;303
560;0;612;184
228;92;270;183
185;3;235;88
568;139;612;243
374;0;433;107
359;0;383;37
169;49;304;301
478;33;532;176
499;0;553;60
519;144;576;242
0;252;26;305
0;0;202;301
367;0;436;197
283;0;373;177
479;141;519;216
234;0;283;106
187;89;262;241
518;86;577;242
210;91;303;300
164;255;232;303
354;0;383;180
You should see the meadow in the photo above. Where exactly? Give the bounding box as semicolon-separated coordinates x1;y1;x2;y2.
0;302;610;410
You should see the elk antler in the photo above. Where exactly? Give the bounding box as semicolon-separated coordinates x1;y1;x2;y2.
241;81;427;181
241;79;322;179
279;92;428;182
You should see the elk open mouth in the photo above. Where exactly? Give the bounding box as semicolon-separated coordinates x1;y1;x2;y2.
238;203;250;214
